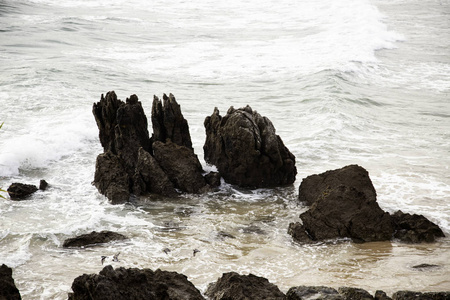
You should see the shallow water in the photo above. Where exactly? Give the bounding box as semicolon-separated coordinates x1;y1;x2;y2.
0;0;449;298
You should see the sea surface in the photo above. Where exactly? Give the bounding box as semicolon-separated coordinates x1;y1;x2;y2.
1;0;449;298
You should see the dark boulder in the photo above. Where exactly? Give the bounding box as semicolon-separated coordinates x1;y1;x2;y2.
151;93;192;149
68;265;204;300
337;287;373;300
298;164;377;206
7;183;38;200
289;165;393;243
285;286;342;299
63;231;127;248
391;210;445;243
391;291;450;300
289;165;445;244
153;140;206;193
203;106;296;188
0;264;21;300
205;272;285;300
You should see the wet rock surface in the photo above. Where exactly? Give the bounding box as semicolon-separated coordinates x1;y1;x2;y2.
0;264;21;300
92;92;211;203
205;271;285;300
153;140;206;194
203;106;296;188
63;231;127;248
151;93;193;149
289;165;445;244
391;291;450;300
66;268;449;300
391;210;445;243
7;182;38;200
285;286;343;299
68;265;204;300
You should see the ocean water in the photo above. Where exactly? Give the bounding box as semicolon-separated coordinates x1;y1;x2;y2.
0;0;449;298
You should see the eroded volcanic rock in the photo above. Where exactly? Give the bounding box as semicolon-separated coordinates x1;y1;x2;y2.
151;93;192;149
92;91;210;203
204;106;296;188
68;265;204;300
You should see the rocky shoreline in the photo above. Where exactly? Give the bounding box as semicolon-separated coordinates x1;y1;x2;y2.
2;263;448;300
3;92;448;299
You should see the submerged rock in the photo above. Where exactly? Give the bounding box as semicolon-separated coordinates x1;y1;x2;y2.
63;231;127;248
204;106;296;188
68;265;204;300
0;264;21;300
7;182;38;200
205;272;285;300
289;165;445;244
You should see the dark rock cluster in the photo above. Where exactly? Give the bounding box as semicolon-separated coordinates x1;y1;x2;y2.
92;92;211;203
288;165;445;244
66;267;450;300
92;92;298;203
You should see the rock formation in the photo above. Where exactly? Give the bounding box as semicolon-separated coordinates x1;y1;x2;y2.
0;264;21;300
68;265;204;300
7;183;38;200
205;272;285;300
92;91;211;203
289;165;445;244
151;93;192;149
63;231;128;248
204;106;296;188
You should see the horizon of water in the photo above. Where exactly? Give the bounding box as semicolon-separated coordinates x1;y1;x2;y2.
0;0;449;298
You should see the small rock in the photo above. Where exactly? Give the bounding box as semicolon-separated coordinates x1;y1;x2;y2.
39;179;48;191
7;183;38;200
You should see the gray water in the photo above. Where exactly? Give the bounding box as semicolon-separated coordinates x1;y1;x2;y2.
0;0;449;298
